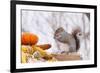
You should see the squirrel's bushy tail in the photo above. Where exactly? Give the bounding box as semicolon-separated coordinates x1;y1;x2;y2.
72;27;81;51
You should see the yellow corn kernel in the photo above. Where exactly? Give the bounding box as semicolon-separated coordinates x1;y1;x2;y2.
32;45;53;60
21;45;35;54
32;46;47;56
21;46;28;53
21;52;27;63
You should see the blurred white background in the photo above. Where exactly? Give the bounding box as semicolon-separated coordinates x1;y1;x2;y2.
0;0;99;73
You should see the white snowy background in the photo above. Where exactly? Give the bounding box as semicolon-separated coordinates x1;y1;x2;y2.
22;10;90;60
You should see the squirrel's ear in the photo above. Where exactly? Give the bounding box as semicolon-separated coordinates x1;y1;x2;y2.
55;27;64;33
59;27;64;30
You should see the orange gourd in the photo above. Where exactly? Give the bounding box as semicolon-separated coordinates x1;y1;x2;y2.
21;32;38;45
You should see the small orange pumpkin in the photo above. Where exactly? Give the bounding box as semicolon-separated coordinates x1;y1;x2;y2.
21;32;38;45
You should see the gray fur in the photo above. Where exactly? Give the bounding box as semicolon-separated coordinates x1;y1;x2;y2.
54;27;77;53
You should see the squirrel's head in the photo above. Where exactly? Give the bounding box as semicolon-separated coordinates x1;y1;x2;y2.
54;27;65;39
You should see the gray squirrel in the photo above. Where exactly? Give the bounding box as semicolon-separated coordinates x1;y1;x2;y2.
54;27;80;53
